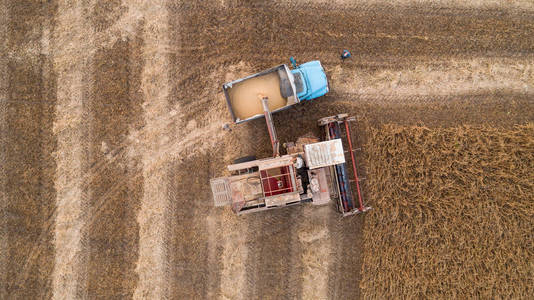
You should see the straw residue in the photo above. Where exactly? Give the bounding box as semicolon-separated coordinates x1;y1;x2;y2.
132;0;172;299
361;124;534;299
0;1;8;297
51;1;93;298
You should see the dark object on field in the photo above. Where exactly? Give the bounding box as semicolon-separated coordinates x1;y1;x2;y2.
341;49;351;62
233;156;256;164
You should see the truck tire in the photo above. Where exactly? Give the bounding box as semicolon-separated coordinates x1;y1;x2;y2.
233;155;256;164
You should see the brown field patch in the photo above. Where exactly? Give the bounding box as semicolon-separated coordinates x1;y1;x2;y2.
361;124;534;298
3;0;534;298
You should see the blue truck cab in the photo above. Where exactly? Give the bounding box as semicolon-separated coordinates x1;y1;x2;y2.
290;57;329;100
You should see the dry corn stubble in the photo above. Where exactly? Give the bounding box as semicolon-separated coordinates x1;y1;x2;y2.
361;124;534;299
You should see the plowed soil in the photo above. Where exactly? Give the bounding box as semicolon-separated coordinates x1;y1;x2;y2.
1;0;533;299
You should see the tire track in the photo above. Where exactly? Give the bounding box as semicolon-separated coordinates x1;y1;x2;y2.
0;1;8;298
244;208;303;300
3;1;57;298
217;210;249;300
168;154;219;299
165;5;236;296
84;28;145;299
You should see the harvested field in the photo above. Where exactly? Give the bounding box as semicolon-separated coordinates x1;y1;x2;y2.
362;124;534;298
1;0;534;299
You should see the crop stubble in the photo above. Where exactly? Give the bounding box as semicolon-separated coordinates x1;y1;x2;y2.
2;0;534;299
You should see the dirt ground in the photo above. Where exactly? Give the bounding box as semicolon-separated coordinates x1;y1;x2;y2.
1;0;533;299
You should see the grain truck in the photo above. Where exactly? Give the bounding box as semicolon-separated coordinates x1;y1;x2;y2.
222;58;329;124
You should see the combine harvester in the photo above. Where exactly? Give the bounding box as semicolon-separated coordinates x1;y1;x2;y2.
211;58;370;216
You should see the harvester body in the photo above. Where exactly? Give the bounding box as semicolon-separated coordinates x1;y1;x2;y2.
210;138;343;215
211;113;370;216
